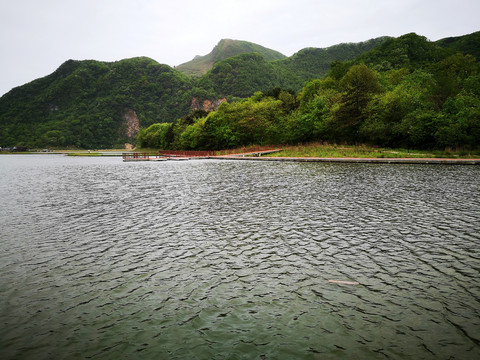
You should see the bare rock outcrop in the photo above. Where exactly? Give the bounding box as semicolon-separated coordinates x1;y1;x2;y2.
123;109;140;139
191;97;227;112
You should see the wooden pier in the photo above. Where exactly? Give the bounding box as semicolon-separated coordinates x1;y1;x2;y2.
123;150;214;162
123;148;282;162
158;150;216;157
122;153;167;161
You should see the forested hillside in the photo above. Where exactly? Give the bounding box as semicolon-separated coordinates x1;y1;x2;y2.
271;37;389;89
355;33;453;70
176;39;286;77
1;31;478;149
179;37;389;94
138;33;480;151
0;57;193;148
436;31;480;60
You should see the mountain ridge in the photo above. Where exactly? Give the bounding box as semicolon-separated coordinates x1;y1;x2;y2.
176;39;286;77
1;31;479;149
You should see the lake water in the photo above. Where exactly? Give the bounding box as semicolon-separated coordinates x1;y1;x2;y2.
0;155;479;359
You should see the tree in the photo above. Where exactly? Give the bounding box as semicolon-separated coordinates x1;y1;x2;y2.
360;69;437;147
436;92;480;148
333;64;382;142
433;53;478;106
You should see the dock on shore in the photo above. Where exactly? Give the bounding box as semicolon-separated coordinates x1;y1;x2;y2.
122;149;282;162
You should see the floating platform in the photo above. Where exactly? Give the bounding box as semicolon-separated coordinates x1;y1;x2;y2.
123;156;191;162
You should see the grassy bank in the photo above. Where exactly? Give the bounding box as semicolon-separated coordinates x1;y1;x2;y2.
263;143;480;159
63;149;132;156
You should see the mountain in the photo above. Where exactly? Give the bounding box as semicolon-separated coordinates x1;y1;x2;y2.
354;33;453;70
1;31;478;149
195;37;390;98
0;57;193;148
436;31;480;59
352;32;480;72
139;34;480;151
271;37;389;89
176;39;286;77
195;53;278;98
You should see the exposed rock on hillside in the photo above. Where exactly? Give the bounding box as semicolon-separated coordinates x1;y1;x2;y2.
123;109;140;140
191;97;227;112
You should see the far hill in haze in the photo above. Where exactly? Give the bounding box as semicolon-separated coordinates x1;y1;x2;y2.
176;39;286;76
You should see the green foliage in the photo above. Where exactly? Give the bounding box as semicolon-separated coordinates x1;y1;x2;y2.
193;37;390;98
140;48;479;151
199;53;279;98
176;39;286;77
200;96;286;148
356;33;452;71
272;37;388;88
436;92;480;148
2;31;480;150
332;64;383;141
432;53;479;105
137;123;173;149
436;31;480;59
0;57;193;148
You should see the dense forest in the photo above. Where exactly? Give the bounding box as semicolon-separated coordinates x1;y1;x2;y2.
0;36;390;148
0;57;194;148
1;32;479;149
139;33;480;150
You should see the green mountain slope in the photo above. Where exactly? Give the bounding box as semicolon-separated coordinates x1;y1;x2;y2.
436;31;480;59
355;33;454;70
0;57;193;148
198;53;278;98
1;31;478;149
271;37;389;89
140;35;480;151
176;39;286;77
198;37;390;97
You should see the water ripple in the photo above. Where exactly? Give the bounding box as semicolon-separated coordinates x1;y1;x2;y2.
0;155;479;359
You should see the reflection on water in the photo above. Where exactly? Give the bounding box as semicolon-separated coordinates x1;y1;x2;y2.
0;155;479;359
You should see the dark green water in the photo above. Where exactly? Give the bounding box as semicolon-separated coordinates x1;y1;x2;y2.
0;155;479;359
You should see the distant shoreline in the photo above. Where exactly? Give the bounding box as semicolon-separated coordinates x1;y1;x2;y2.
2;150;479;164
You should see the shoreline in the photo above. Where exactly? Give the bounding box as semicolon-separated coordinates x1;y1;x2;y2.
212;155;480;165
2;152;480;164
123;154;480;165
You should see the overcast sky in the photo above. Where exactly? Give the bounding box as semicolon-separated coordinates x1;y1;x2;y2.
1;0;479;96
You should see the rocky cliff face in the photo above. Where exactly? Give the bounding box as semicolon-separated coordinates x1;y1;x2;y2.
191;97;227;112
123;109;140;139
